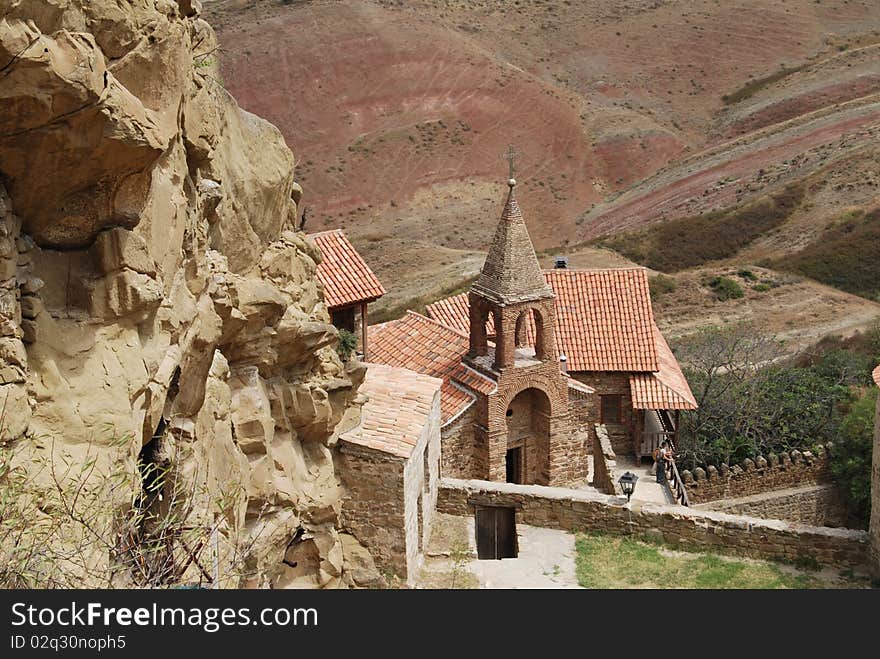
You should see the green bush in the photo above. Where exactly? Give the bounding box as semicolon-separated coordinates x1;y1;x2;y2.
649;274;677;300
737;269;758;281
770;208;880;301
708;276;744;301
752;283;771;292
721;64;805;105
829;390;876;527
677;325;876;528
601;184;804;272
336;329;358;361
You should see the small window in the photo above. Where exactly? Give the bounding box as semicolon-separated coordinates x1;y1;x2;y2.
600;394;622;425
330;306;356;333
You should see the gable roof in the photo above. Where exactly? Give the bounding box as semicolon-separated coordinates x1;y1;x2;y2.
427;268;659;372
340;363;442;459
367;311;496;425
629;327;698;410
471;182;554;305
308;229;386;309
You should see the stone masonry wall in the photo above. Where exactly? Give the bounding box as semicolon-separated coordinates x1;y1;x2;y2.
572;372;634;455
441;404;477;479
401;390;442;585
683;446;832;504
337;444;406;578
697;484;849;528
568;384;595;454
592;424;620;496
437;478;868;568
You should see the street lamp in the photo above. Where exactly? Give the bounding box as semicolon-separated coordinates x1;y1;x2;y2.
618;471;638;503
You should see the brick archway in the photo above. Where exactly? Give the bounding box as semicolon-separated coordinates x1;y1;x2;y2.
504;387;551;485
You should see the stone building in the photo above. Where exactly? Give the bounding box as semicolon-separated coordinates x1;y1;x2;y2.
336;363;442;585
309;229;386;359
871;364;880;579
369;178;695;486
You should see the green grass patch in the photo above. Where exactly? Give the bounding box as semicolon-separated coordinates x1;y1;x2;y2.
768;208;880;301
575;533;828;589
722;64;806;105
600;184;804;273
707;275;745;301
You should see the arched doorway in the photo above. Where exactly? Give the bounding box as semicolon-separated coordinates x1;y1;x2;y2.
504;387;551;485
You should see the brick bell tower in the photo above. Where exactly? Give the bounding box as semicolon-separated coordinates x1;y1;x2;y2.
464;176;579;487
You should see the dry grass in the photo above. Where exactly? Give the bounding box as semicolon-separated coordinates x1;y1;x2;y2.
769;208;880;301
600;184;805;273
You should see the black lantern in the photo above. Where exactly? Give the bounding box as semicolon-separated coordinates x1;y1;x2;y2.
618;471;638;503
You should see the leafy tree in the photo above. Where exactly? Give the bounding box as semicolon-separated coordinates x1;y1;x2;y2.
829;390;876;527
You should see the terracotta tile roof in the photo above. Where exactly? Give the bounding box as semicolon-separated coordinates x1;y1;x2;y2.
426;293;480;336
340;363;442;459
427;269;659;372
873;365;880;387
367;311;496;424
629;326;697;410
308;229;386;309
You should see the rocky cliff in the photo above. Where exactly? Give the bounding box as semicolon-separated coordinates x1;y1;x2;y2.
0;0;374;588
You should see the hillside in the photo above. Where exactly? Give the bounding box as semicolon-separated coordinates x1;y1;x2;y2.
205;0;880;336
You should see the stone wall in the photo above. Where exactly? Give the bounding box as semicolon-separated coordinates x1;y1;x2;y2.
401;390;442;585
592;424;620;496
683;446;832;504
437;478;868;568
696;484;848;528
567;384;595;453
571;372;634;455
337;445;407;578
441;403;477;479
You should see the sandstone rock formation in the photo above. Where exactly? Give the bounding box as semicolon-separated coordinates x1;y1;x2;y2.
0;0;373;588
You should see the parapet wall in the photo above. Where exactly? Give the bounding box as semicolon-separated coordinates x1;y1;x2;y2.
683;446;832;504
438;478;868;568
696;484;849;528
592;424;620;496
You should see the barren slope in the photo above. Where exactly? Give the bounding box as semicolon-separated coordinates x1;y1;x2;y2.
206;0;880;336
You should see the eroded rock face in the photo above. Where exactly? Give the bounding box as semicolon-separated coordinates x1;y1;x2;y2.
0;1;374;588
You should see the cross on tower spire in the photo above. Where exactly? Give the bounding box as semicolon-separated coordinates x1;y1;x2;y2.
504;144;518;182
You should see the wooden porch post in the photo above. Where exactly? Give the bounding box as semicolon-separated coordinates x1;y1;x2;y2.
361;302;368;361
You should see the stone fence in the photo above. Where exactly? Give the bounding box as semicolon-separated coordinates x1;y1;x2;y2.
682;445;832;504
592;424;620;496
438;477;868;568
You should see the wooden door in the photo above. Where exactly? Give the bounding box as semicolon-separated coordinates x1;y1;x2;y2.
475;507;517;560
506;447;522;484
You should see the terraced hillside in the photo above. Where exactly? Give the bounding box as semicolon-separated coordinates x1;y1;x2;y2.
205;0;880;340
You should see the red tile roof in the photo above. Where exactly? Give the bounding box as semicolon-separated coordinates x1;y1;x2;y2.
427;269;658;372
340;363;442;459
368;312;496;424
308;229;386;309
629;327;697;410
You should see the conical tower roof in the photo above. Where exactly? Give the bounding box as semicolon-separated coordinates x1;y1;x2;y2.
471;179;554;305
